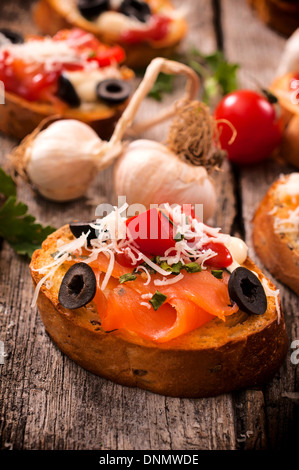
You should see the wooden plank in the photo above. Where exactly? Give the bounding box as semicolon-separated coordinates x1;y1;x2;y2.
221;0;298;450
0;0;241;451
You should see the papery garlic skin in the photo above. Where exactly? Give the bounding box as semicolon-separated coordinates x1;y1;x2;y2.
114;140;217;221
276;28;299;76
27;120;103;202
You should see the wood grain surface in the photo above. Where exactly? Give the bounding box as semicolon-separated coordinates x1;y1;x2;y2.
0;0;298;451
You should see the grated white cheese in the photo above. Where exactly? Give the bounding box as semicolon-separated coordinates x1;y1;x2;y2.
101;249;115;291
1;38;85;71
32;205;252;307
135;265;152;286
275;173;299;201
154;272;184;286
274;206;299;235
140;302;151;310
141;293;154;300
262;278;281;325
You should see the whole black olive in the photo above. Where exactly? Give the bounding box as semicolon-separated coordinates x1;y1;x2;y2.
69;221;97;246
96;79;131;105
57;74;81;107
228;267;267;316
77;0;110;19
119;0;151;23
0;28;24;44
58;262;97;309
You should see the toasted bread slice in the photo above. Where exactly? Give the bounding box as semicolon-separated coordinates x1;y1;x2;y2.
270;73;299;167
29;225;288;398
33;0;188;68
248;0;299;36
0;68;133;141
253;173;299;296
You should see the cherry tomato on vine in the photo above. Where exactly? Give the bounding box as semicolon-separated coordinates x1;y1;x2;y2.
214;89;283;164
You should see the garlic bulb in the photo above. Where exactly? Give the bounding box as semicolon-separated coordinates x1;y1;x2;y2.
114;140;217;222
10;58;217;206
26;120;103;201
276;28;299;76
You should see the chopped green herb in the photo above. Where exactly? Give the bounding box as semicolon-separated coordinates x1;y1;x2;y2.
159;261;173;272
211;269;223;279
119;273;137;284
50;250;65;259
140;262;157;275
0;166;55;258
147;72;175;101
152;255;161;265
149;291;167;311
174;232;184;242
159;210;175;227
171;261;183;275
182;262;202;273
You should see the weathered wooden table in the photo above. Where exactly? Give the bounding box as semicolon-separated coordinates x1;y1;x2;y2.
0;0;298;451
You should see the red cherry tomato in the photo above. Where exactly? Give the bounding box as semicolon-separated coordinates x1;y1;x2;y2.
202;242;232;269
120;16;170;45
0;28;125;103
126;208;176;257
214;89;283;164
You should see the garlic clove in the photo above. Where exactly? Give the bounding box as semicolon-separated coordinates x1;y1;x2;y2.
114;139;217;221
27;120;104;202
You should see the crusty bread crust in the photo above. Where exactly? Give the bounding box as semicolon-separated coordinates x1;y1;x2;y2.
253;176;299;296
33;0;188;68
0;86;131;140
248;0;299;36
29;225;288;397
270;74;299;168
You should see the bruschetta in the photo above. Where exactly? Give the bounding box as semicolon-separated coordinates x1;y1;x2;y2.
253;172;299;296
33;0;188;68
0;27;134;139
270;72;299;167
30;204;288;397
248;0;299;37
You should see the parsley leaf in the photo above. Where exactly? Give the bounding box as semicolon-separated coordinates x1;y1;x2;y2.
145;46;239;105
0;167;55;258
147;72;175;101
0;167;16;198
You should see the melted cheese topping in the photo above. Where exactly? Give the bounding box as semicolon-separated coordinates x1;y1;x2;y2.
1;38;87;71
64;67;122;102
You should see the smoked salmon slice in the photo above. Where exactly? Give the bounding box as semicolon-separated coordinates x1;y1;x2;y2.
90;256;238;342
100;285;215;343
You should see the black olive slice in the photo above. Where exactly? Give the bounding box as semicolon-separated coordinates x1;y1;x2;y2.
58;262;97;309
0;28;24;44
96;79;131;104
119;0;151;23
228;267;267;315
69;221;97;246
57;74;81;107
77;0;110;19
